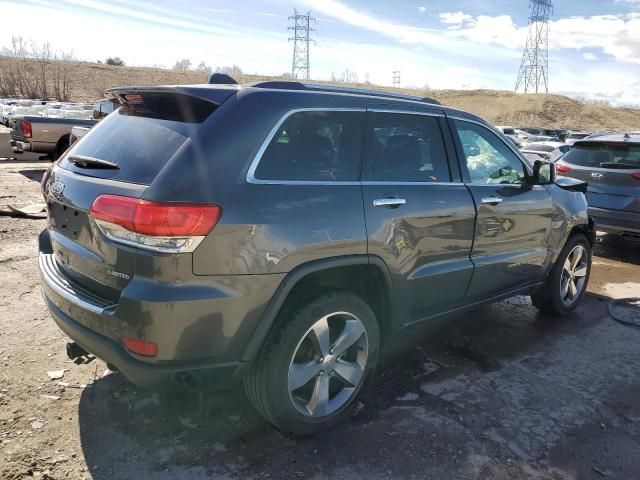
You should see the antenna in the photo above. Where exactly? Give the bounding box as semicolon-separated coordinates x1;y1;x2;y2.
515;0;553;94
288;10;316;80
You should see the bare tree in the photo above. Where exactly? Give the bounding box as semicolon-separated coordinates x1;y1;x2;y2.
195;61;212;75
52;49;76;101
173;58;192;71
31;40;52;99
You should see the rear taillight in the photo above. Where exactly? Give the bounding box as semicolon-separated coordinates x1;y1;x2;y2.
556;163;571;174
40;168;51;196
631;173;640;181
89;194;221;253
122;337;157;357
23;120;32;138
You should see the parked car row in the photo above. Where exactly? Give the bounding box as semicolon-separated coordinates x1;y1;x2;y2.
0;98;94;128
3;97;118;160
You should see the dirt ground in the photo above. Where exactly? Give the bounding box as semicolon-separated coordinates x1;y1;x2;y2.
1;147;639;479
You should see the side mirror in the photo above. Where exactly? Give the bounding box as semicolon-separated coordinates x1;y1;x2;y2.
532;159;555;185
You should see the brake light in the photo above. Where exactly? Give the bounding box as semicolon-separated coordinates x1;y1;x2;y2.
632;173;640;181
40;168;51;196
90;195;221;252
122;337;157;357
23;120;32;138
556;163;571;174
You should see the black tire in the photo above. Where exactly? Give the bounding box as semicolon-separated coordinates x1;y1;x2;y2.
532;233;592;315
53;137;70;161
244;292;379;435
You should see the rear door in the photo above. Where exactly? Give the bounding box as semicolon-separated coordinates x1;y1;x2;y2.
361;106;476;325
557;141;640;216
450;118;553;301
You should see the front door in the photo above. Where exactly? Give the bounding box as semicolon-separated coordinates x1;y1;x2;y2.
361;107;477;325
450;118;553;301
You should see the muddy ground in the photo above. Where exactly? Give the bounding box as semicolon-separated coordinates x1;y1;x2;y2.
1;149;639;480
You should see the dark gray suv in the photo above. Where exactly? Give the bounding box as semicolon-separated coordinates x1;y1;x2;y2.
39;81;594;434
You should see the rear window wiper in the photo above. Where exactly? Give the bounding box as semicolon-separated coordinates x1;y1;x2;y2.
68;155;119;169
599;162;639;169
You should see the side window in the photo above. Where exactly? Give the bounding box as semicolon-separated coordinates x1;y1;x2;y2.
254;110;364;181
454;120;527;185
365;112;450;182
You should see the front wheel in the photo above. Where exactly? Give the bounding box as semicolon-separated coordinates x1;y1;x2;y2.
532;233;592;315
244;292;379;435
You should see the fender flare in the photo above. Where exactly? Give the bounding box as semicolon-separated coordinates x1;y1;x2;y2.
239;255;395;362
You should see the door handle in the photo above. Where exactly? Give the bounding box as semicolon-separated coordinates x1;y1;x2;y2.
373;198;406;208
481;196;503;205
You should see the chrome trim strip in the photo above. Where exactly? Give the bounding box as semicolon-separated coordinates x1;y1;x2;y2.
367;108;443;117
39;254;112;315
246;107;366;185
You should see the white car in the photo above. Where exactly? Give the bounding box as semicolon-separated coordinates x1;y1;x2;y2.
495;125;522;147
564;132;591;146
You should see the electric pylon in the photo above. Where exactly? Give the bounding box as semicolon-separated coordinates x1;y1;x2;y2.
289;10;315;80
515;0;553;94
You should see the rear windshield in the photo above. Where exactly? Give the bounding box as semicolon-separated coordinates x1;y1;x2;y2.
562;143;640;169
60;93;217;184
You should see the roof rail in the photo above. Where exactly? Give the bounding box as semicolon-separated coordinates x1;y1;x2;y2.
249;81;440;104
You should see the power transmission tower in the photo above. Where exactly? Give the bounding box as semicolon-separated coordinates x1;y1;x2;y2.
288;10;315;80
392;71;401;88
515;0;553;94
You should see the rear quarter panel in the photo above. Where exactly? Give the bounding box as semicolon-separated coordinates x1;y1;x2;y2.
144;89;370;275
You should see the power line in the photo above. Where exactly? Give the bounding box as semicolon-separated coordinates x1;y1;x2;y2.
515;0;553;94
288;9;316;80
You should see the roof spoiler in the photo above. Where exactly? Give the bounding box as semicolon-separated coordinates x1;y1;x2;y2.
208;73;238;85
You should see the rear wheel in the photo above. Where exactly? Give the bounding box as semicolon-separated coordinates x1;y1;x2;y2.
244;292;379;435
532;233;591;315
53;136;70;161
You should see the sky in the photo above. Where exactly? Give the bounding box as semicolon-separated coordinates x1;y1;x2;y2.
1;0;639;105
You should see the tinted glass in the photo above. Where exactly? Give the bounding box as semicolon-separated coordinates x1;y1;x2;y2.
255;111;364;181
502;128;515;135
455;120;527;184
60;93;217;184
366;112;449;182
562;143;640;168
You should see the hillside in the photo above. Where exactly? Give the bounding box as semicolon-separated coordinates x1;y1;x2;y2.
1;57;639;131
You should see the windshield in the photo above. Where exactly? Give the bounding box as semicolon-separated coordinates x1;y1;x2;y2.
562;143;640;168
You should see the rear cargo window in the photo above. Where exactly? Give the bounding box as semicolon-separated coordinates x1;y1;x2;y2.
60;93;217;184
254;110;364;181
562;143;640;168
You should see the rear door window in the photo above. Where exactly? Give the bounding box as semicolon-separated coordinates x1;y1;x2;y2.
364;112;450;182
60;93;217;185
562;143;640;169
254;110;364;182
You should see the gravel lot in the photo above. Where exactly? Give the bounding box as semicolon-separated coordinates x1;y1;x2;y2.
1;147;639;479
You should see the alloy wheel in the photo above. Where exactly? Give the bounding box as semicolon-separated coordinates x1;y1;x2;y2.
560;244;588;306
287;312;368;418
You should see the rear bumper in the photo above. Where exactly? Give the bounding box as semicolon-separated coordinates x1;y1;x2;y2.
45;296;244;390
38;251;284;390
589;207;640;234
10;139;30;153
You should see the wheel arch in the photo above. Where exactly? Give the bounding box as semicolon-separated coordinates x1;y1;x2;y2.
240;255;396;363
